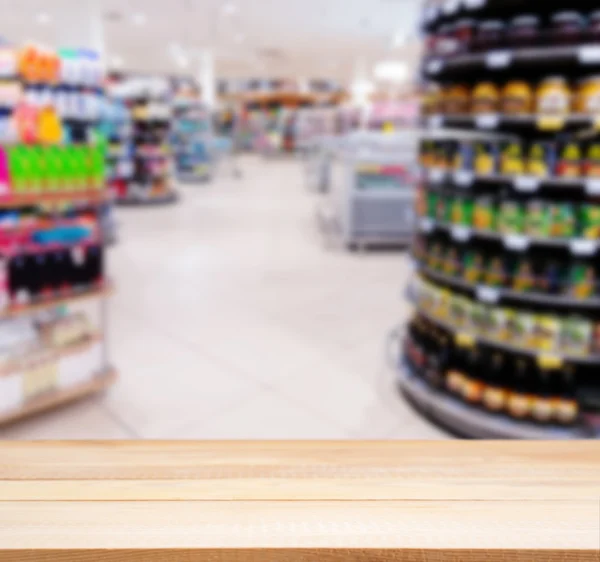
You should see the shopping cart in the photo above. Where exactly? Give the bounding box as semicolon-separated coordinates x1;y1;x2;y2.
211;135;242;179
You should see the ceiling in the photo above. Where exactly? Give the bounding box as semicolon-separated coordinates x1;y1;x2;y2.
0;0;423;84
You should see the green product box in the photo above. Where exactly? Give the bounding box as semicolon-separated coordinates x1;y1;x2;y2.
580;204;600;239
525;200;551;237
451;196;474;226
549;203;576;238
498;200;525;234
427;192;438;218
560;316;592;356
567;262;596;299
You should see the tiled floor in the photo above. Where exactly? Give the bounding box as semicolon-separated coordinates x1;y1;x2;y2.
0;155;450;440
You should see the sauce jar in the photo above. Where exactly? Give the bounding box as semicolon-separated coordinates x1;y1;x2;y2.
502;81;534;114
507;15;541;47
471;82;500;113
454;19;476;53
556;140;582;177
589;11;600;43
473;20;505;52
574;76;600;115
444;84;471;115
584;140;600;177
536;77;572;116
550;11;587;45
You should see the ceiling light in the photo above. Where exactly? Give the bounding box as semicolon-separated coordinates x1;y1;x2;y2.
132;12;147;26
36;12;52;25
222;2;237;15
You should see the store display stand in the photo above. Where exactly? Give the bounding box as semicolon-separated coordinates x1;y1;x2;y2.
404;0;600;438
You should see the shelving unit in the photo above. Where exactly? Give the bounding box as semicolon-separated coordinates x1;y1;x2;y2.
405;1;600;438
0;43;116;426
172;98;212;183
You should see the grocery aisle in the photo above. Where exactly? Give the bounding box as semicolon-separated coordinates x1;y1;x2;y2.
0;156;449;440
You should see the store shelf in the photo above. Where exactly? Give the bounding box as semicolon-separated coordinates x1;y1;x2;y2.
425;113;595;132
422;0;597;32
0;191;109;209
424;43;600;79
418;263;600;309
116;191;178;206
418;216;600;255
397;363;594;439
425;168;600;194
417;305;600;365
0;367;117;426
2;286;111;320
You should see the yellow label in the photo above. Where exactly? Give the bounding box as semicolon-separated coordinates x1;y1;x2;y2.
537;354;564;370
456;332;475;348
537;116;566;131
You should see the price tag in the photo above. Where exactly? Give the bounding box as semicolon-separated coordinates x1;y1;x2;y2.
464;0;485;8
504;235;530;251
476;286;500;304
456;332;476;348
570;239;598;256
442;0;460;14
428;115;444;129
585;178;600;195
537;354;564;370
450;225;472;242
428;168;446;184
419;217;435;233
485;50;512;69
475;113;499;129
578;45;600;64
513;175;540;192
426;59;444;75
537;116;566;131
453;170;474;187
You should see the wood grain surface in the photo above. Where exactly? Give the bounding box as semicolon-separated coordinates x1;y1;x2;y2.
0;441;598;561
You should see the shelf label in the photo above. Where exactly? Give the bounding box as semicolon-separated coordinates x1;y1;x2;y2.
464;0;486;8
570;239;598;256
450;225;472;242
428;168;446;184
453;170;474;187
426;59;444;75
578;45;600;64
456;332;476;348
476;286;500;304
537;116;566;131
513;175;540;192
485;50;512;69
537;354;564;370
442;0;460;14
475;113;499;129
419;217;435;233
428;115;444;129
504;235;530;251
585;178;600;195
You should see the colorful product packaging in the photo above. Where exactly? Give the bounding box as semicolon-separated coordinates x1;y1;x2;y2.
583;141;600;177
512;257;537;292
442;246;462;276
527;141;556;177
500;140;525;176
580;204;600;238
567;262;596;299
484;255;508;287
560;316;592;356
525;199;551;237
535;315;563;351
549;203;577;238
498;200;525;234
463;251;485;283
473;141;498;175
556;141;582;177
473;196;496;230
450;195;474;226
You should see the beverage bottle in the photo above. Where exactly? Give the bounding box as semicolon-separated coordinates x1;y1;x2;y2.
461;347;485;405
508;356;534;420
532;364;554;424
482;351;508;413
553;365;579;426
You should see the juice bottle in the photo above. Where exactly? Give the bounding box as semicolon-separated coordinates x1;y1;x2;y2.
482;351;508;413
553;365;579;425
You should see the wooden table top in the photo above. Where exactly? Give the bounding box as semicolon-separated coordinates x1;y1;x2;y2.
0;441;599;561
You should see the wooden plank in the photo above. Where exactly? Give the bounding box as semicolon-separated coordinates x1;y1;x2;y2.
0;442;598;560
0;500;597;550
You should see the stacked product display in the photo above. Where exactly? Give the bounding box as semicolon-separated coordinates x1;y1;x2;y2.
0;42;115;424
109;76;176;205
172;96;212;182
401;0;600;438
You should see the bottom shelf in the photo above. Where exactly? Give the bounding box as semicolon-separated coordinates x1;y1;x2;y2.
0;368;118;426
397;364;595;440
116;191;179;206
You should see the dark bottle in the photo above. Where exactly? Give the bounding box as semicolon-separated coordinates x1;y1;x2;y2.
423;328;448;389
553;365;579;426
507;356;534;420
532;364;554;424
482;351;508;413
461;347;484;405
446;341;468;397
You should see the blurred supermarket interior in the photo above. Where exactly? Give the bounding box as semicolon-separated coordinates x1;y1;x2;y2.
1;0;600;440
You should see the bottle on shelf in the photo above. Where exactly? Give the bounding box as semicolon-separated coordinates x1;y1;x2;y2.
553;364;580;426
482;351;509;414
507;356;535;420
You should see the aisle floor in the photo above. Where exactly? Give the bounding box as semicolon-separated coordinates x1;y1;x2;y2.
0;156;450;440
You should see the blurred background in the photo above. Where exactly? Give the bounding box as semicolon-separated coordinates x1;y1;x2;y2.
0;0;599;441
